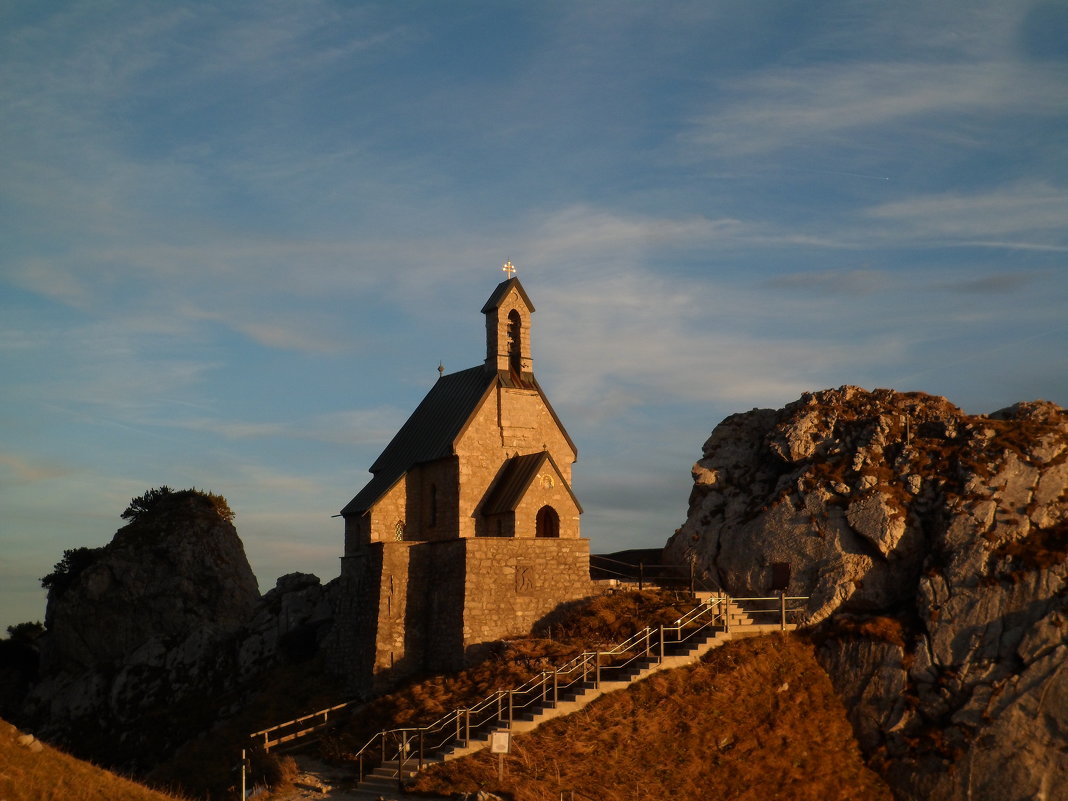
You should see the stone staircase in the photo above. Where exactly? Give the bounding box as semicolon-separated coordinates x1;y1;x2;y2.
353;596;797;796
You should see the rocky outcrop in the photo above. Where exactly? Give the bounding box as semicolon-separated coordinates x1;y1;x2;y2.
19;490;337;771
40;491;260;672
664;387;1068;801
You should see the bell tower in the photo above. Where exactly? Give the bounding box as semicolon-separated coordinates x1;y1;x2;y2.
482;270;535;378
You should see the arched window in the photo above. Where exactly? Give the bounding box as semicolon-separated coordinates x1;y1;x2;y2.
536;505;560;538
507;310;522;374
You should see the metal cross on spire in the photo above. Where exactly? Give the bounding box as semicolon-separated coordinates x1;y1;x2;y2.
501;261;516;279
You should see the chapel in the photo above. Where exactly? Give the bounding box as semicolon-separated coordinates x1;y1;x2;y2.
333;272;591;693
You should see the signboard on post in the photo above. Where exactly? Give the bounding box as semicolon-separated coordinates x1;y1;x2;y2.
490;730;512;754
490;729;511;782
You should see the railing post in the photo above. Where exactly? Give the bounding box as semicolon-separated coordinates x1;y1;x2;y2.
780;591;787;631
399;731;407;791
419;729;424;771
465;708;471;744
595;652;601;688
553;669;558;708
658;626;664;663
645;628;650;658
508;691;513;729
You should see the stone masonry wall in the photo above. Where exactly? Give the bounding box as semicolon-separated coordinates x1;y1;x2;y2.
368;476;407;544
331;537;592;693
407;458;461;542
455;382;577;539
513;460;581;540
460;538;591;660
486;287;533;375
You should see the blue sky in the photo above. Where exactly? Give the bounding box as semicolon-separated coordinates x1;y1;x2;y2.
3;0;1067;632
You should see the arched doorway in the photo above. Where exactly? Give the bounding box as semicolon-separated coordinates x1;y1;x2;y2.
536;505;560;538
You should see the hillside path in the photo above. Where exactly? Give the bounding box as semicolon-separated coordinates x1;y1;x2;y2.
270;755;452;801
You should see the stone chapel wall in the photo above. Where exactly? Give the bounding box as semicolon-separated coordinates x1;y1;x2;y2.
459;538;591;660
455;383;577;538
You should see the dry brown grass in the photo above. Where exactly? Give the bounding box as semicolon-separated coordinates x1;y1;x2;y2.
0;719;187;801
323;590;692;757
988;519;1068;577
408;634;893;801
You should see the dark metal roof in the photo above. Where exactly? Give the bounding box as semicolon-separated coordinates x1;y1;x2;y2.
481;451;583;516
341;365;496;515
480;277;535;314
341;359;579;517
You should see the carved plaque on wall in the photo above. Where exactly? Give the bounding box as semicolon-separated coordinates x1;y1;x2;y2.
515;565;534;596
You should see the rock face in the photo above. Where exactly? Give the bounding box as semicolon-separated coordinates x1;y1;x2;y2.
664;387;1068;801
20;491;337;770
41;491;260;671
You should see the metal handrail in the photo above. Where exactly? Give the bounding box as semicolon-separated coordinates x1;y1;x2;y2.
349;594;738;775
270;592;807;782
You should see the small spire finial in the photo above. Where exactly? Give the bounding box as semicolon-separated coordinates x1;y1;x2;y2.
502;261;516;279
437;361;445;379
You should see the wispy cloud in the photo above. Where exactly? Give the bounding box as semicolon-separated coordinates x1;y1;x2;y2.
0;452;72;484
933;273;1038;294
865;182;1068;241
765;269;891;295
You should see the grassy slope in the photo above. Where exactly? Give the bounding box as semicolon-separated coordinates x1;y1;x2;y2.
409;634;893;801
0;719;185;801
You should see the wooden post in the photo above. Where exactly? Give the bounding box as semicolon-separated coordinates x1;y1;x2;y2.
240;748;246;800
780;592;787;631
658;626;664;663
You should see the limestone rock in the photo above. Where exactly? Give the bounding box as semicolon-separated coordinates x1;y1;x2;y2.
40;491;259;672
18;492;338;773
665;387;1068;801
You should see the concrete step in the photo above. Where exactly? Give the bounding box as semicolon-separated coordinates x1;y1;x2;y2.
357;607;795;783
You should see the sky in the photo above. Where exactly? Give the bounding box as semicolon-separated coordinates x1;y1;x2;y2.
2;0;1067;632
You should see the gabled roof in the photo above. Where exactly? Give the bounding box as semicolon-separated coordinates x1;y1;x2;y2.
341;361;579;517
341;366;496;515
480;451;583;516
481;277;535;314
